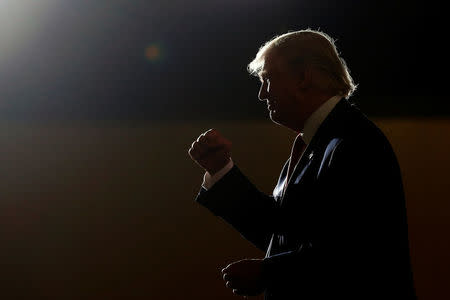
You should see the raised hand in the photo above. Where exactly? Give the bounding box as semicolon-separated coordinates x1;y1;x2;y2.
188;128;232;175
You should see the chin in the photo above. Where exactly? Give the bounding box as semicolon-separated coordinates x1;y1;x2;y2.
269;111;283;126
269;111;296;131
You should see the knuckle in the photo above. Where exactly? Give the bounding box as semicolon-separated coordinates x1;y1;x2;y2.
189;144;201;155
207;129;218;137
194;142;202;150
204;128;213;135
189;150;198;159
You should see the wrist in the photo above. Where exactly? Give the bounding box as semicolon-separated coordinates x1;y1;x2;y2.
207;157;232;175
202;159;234;190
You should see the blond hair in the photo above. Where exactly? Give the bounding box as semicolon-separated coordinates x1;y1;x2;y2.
247;29;357;99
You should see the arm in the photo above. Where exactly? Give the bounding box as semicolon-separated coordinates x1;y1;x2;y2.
196;164;279;252
188;128;278;252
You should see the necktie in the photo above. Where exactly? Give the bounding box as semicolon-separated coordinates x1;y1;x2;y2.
283;133;307;196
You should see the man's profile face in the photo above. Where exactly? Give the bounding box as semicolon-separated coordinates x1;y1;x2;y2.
257;52;305;131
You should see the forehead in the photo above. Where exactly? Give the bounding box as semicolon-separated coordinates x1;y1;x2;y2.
259;51;285;77
258;62;276;79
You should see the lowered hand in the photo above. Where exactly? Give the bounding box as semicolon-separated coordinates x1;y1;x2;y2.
221;258;266;297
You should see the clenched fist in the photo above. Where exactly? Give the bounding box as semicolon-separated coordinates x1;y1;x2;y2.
188;128;232;175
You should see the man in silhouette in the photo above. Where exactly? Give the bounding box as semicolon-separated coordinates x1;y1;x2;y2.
188;29;416;299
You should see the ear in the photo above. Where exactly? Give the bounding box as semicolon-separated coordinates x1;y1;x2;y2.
297;66;312;90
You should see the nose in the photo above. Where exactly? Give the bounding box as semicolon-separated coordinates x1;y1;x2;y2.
258;82;268;101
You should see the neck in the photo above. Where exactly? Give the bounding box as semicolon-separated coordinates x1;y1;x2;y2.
290;91;336;133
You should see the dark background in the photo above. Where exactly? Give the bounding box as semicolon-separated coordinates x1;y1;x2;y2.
0;0;446;121
1;2;449;300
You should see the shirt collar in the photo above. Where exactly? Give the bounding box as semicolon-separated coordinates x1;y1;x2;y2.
300;95;343;144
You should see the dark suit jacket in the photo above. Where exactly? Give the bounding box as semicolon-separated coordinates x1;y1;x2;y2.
195;98;417;299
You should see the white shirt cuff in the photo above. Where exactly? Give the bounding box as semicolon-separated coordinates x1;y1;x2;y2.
202;159;234;190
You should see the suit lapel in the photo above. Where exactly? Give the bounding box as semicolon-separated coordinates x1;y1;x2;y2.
273;159;289;200
281;140;316;201
280;99;354;203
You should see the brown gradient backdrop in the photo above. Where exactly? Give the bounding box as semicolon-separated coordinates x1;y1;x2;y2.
0;119;449;300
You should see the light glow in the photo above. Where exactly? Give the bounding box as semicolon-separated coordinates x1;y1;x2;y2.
0;0;54;65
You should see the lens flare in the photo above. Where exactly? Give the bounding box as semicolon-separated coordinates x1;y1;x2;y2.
145;44;162;62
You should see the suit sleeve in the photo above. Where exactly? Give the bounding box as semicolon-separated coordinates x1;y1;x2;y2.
195;164;279;252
